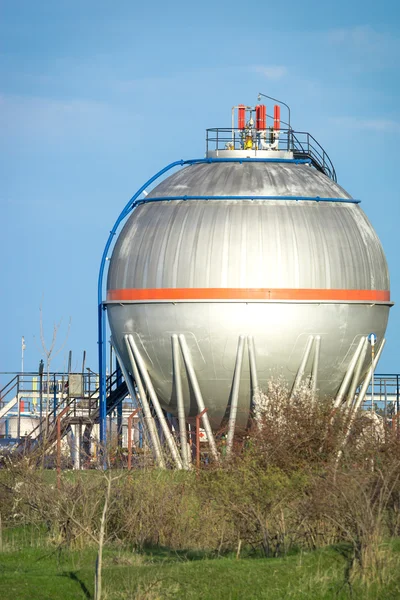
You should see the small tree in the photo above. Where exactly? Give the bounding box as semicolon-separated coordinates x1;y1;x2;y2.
36;301;71;432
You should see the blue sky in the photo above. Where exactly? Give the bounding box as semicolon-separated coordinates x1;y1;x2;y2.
1;0;400;378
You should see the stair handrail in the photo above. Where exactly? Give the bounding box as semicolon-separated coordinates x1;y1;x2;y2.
0;375;19;406
291;130;337;181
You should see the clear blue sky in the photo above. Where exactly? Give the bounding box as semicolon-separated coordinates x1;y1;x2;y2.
1;0;400;378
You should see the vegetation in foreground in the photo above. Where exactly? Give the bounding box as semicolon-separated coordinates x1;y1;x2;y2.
1;384;400;598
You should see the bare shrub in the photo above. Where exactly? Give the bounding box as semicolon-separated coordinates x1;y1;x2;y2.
107;471;229;552
2;377;400;596
200;460;307;557
300;461;400;587
250;378;343;471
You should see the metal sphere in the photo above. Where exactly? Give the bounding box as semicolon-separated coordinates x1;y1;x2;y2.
106;161;390;428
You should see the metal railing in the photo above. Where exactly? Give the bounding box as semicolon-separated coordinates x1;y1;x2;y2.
206;128;337;182
0;375;19;406
21;368;127;444
360;374;400;416
0;371;99;416
2;369;399;445
0;370;134;443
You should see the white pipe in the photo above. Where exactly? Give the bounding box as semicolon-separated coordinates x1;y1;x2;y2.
345;338;369;414
336;339;386;462
311;335;321;396
172;335;190;470
247;336;259;395
116;338;153;449
226;336;245;455
178;334;219;462
126;335;183;469
334;337;366;408
290;336;314;399
353;339;386;413
121;337;165;468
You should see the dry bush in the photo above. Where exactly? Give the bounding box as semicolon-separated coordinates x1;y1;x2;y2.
107;471;230;551
248;379;344;470
222;379;400;567
1;378;400;589
299;461;400;585
199;461;308;557
0;461;107;548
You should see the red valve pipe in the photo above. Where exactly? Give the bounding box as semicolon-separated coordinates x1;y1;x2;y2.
256;104;266;130
238;104;246;129
274;105;281;130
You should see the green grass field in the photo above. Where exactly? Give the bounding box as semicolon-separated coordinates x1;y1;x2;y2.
1;530;400;600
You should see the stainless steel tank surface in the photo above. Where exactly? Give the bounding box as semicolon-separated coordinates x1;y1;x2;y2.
106;146;391;430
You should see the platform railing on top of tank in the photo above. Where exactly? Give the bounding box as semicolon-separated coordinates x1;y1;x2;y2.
205;128;337;182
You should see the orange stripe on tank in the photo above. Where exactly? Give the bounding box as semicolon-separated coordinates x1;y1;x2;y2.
106;288;390;302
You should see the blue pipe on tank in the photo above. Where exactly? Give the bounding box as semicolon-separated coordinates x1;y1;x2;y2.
98;159;187;453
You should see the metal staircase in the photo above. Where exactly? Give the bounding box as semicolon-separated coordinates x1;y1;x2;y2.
0;396;18;420
0;375;20;421
290;130;337;182
0;370;131;457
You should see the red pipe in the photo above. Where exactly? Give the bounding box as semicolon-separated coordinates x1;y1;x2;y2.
238;105;246;130
274;105;281;130
256;104;266;130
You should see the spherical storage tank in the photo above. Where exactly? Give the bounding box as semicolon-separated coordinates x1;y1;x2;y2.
106;102;392;430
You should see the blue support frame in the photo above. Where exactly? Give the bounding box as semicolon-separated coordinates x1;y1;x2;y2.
116;361;123;447
98;159;188;450
97;157;361;452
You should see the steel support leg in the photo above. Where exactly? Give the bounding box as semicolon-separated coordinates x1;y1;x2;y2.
311;335;321;396
336;339;386;463
126;335;183;469
353;339;386;413
345;337;369;413
121;337;165;468
247;335;259;395
226;336;245;456
178;334;219;463
290;335;314;399
172;335;190;469
334;337;366;408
